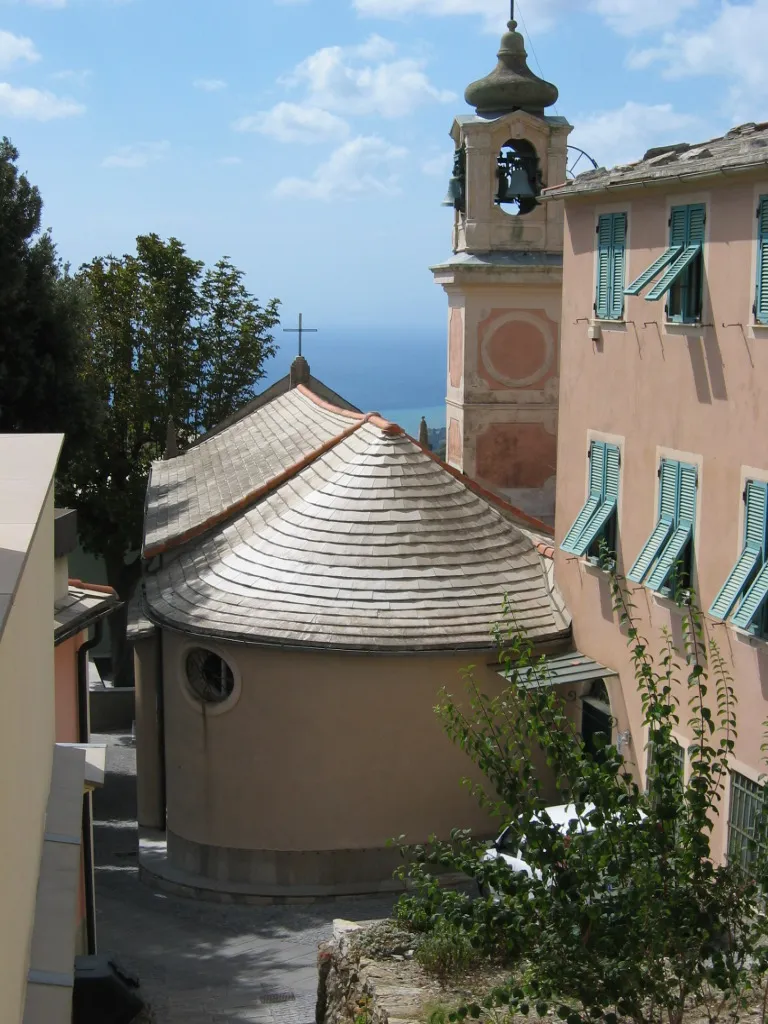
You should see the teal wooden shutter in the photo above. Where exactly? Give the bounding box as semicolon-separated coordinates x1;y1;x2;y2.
659;459;679;520
745;480;768;547
677;463;697;526
646;245;701;301
670;207;688;246
560;441;606;554
604;445;620;499
595;216;612;318
733;562;768;631
710;481;768;621
757;196;768;325
686;204;706;244
627;460;679;583
575;443;621;555
646;463;696;592
624;247;681;296
609;215;626;318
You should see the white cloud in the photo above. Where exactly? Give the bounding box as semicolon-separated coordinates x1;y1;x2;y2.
628;0;768;118
194;78;227;92
570;101;700;169
102;141;170;169
0;82;83;119
282;34;454;118
0;30;40;71
275;135;407;201
353;0;702;35
233;102;350;143
588;0;699;35
51;68;91;85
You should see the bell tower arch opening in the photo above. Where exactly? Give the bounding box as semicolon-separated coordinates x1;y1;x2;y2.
495;137;541;216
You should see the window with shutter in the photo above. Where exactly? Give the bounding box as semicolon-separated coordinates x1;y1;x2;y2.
709;481;767;621
756;196;768;325
628;459;697;593
624;204;705;323
666;204;705;323
560;440;620;560
594;213;627;320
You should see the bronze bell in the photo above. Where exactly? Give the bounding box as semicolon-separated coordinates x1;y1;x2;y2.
496;165;535;205
441;174;464;208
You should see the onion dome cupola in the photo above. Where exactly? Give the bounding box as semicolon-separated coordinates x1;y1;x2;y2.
465;16;558;118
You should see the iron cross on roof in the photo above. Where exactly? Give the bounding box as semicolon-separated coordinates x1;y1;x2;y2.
283;313;318;359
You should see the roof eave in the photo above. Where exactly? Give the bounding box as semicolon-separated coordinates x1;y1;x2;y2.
144;608;572;656
542;156;768;201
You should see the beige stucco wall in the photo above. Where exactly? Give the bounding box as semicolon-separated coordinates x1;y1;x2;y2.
555;171;768;861
160;631;564;861
0;485;55;1024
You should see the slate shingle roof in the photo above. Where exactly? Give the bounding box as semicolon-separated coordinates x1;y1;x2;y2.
544;121;768;199
54;581;120;644
144;388;360;556
142;390;569;652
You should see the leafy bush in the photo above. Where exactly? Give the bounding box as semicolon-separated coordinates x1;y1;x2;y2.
394;561;768;1024
414;921;484;982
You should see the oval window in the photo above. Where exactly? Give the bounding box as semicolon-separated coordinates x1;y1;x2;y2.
185;648;235;705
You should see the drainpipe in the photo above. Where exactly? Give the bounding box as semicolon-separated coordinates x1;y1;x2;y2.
77;620;103;957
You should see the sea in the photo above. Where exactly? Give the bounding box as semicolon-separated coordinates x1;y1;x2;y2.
261;326;448;437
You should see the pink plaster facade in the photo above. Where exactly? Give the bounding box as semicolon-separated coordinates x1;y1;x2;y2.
54;635;81;744
554;170;768;862
433;106;570;526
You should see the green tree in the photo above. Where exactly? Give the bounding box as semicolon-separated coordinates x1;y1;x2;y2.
395;573;767;1024
60;234;279;684
0;138;95;468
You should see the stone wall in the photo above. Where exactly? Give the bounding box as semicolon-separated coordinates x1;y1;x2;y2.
317;921;423;1024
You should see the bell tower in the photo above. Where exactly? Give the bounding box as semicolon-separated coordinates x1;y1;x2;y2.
432;11;571;525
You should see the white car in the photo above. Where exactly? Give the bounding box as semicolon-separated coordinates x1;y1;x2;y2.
480;802;597;889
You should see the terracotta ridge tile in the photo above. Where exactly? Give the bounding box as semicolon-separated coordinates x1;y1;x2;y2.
296;385;403;436
535;542;556;560
143;417;368;560
405;433;555;537
68;578;119;597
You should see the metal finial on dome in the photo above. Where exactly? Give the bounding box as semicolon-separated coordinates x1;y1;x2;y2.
464;13;558;117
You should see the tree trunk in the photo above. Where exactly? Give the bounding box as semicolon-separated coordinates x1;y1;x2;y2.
105;554;142;688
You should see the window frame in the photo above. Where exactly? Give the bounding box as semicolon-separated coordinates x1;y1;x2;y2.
755;194;768;327
627;456;698;596
178;639;242;716
709;479;768;635
727;769;767;879
560;438;621;563
594;212;627;321
665;204;706;325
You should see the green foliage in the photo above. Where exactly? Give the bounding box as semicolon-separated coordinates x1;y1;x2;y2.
415;920;485;982
58;233;279;681
0;138;96;471
394;559;768;1024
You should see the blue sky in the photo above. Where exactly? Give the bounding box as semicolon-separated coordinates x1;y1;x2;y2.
1;0;765;331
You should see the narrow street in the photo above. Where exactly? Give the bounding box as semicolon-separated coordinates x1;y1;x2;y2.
93;733;395;1024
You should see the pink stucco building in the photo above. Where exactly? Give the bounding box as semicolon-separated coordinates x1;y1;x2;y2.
545;121;768;866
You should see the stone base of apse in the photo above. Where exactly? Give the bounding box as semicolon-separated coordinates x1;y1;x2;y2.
138;829;468;903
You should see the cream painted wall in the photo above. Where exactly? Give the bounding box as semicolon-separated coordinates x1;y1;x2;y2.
555;171;768;860
161;632;561;855
0;486;55;1024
